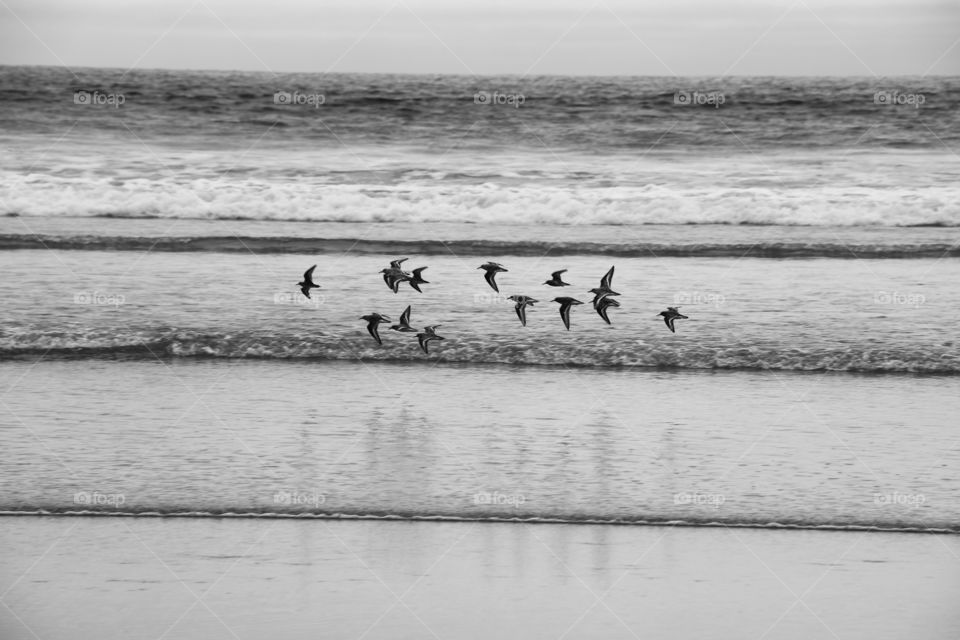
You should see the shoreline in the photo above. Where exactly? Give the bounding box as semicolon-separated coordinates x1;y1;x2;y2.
2;510;957;535
3;516;958;639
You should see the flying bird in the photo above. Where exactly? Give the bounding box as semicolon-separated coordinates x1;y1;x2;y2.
408;267;430;293
658;307;689;333
380;267;411;293
360;313;391;345
589;266;620;306
508;295;538;327
417;325;444;354
378;258;412;293
390;305;417;333
553;297;584;331
595;296;620;325
478;262;508;293
589;265;620;307
544;269;570;287
297;265;320;299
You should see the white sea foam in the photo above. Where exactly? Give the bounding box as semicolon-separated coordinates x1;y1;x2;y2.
3;172;958;226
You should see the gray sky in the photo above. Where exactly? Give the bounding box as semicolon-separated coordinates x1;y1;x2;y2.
1;0;957;76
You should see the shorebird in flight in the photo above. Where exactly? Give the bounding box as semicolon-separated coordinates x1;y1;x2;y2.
380;268;410;293
508;295;538;327
417;325;444;354
595;296;620;325
378;258;412;293
588;265;620;307
544;269;570;287
478;262;508;293
297;265;321;299
658;307;688;333
360;313;391;345
390;305;418;333
553;297;584;330
407;266;429;293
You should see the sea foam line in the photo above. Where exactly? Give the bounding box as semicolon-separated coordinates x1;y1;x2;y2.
1;510;956;535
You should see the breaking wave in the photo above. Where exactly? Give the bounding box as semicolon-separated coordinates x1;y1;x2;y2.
2;177;959;227
2;329;958;374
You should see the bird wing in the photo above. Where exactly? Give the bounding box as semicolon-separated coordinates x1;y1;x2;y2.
516;303;527;326
597;303;611;324
367;323;382;344
303;265;317;283
551;269;567;279
559;302;571;330
600;266;614;289
400;305;412;326
664;316;676;333
484;270;500;292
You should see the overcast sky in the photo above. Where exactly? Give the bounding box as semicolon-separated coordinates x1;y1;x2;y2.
1;0;957;76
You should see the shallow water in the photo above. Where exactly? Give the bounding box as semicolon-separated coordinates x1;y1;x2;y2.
1;358;957;530
0;246;957;372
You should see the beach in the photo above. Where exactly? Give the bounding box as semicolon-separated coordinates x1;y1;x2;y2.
1;66;959;639
3;517;959;639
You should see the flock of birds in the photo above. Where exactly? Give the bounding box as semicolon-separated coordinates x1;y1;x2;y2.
296;259;689;354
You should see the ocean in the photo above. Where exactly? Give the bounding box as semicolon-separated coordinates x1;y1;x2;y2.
1;66;959;639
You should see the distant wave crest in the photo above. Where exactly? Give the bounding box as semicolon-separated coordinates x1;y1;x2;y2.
1;234;958;258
